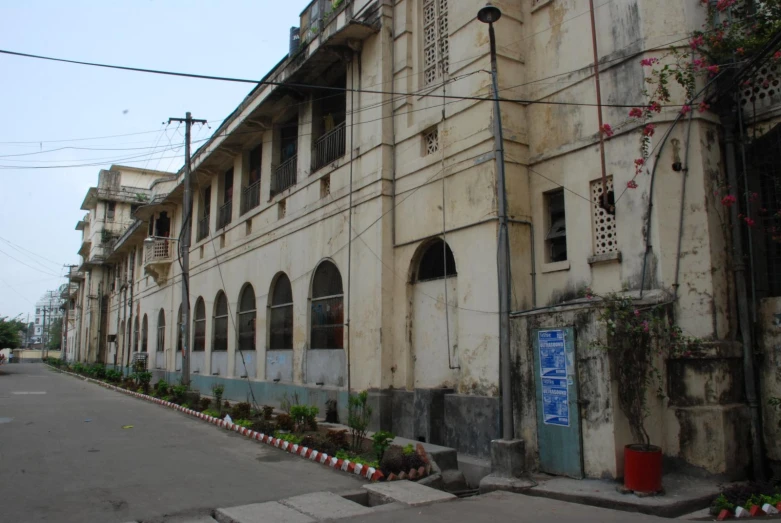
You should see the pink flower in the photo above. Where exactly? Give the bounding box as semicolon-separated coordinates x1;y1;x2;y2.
716;0;736;11
600;124;614;137
689;35;705;49
627;180;638;189
629;107;644;118
744;217;755;227
640;58;659;67
774;51;781;61
634;158;645;166
721;194;737;207
736;47;745;55
749;192;759;203
692;58;706;70
634;309;641;317
643;124;656;137
698;102;710;113
707;64;720;75
649;101;662;113
642;321;650;333
681;104;692;115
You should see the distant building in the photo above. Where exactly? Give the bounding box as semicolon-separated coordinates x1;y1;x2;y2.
32;290;63;346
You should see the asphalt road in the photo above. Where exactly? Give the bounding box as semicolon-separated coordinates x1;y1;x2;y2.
0;363;363;523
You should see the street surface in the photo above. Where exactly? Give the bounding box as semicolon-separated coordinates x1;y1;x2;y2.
0;363;363;523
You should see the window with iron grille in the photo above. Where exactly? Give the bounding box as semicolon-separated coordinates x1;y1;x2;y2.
545;190;567;262
212;291;228;351
310;261;344;350
270;274;293;350
177;304;183;352
133;317;139;352
238;284;256;351
591;177;618;255
192;298;205;351
156;309;165;352
423;0;449;85
106;201;116;222
141;314;149;353
423;127;439;155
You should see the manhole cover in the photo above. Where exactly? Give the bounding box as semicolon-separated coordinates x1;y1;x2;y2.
0;417;13;424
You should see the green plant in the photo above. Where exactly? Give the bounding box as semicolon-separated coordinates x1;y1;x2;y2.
202;408;220;418
347;391;372;451
182;403;191;409
251;418;275;434
211;383;225;406
402;443;415;457
275;413;295;432
231;401;252;421
72;362;86;374
171;384;187;404
235;419;253;429
371;431;395;463
335;449;350;460
132;371;152;394
290;404;319;432
273;431;302;444
106;369;123;383
585;290;701;447
154;379;169;396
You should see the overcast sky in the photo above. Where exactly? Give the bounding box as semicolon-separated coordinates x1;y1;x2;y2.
0;1;304;319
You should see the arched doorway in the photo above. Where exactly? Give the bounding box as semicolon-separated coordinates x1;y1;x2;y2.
411;239;458;388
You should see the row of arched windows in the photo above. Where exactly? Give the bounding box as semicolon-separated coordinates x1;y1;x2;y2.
128;260;345;354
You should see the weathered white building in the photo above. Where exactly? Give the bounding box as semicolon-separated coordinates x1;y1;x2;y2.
67;0;781;482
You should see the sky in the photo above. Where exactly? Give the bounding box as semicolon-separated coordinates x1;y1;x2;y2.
0;1;305;319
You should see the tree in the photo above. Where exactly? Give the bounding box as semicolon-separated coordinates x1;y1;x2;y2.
0;316;27;349
47;320;62;350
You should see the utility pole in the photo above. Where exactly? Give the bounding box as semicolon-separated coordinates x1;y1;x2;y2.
168;112;206;388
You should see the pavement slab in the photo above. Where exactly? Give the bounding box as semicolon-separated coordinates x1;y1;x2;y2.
215;501;315;523
279;491;374;520
363;480;457;507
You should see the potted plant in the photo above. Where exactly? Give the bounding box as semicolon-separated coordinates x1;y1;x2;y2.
586;289;699;494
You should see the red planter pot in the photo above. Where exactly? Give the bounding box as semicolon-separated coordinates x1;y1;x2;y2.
624;444;662;494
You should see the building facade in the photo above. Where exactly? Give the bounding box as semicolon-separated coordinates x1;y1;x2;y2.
32;290;63;346
66;0;780;482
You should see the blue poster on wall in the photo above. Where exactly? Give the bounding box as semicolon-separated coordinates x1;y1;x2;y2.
538;329;569;427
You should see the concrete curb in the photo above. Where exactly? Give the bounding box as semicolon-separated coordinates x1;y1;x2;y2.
47;365;384;482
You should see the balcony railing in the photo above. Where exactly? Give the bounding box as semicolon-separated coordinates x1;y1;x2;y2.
197;214;210;241
217;200;233;229
272;155;297;196
311;121;346;173
241;180;261;215
144;237;174;264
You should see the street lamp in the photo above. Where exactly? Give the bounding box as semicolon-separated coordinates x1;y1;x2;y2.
477;3;513;441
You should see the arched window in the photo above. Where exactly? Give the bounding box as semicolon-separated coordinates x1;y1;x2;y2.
238;284;256;351
177;304;183;352
213;291;229;351
310;261;343;350
133;316;140;352
141;314;149;352
156;309;165;352
416;239;456;282
270;274;293;350
193;297;205;351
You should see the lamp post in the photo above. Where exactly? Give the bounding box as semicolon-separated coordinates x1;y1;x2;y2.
478;3;513;441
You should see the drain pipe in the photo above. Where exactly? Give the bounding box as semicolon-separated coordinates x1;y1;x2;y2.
673;110;695;299
126;248;136;375
722;108;764;481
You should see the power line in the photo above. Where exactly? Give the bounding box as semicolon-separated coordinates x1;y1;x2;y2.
0;236;63;266
0;247;63;277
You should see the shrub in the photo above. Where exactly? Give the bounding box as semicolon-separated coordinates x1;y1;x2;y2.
326;429;349;451
371;431;394;463
273;431;302;445
73;362;86;375
402;443;415;456
251;418;275;434
262;405;274;420
347;391;372;451
202;409;220;418
154;379;169;396
199;397;212;411
133;371;152;394
211;383;225;406
231;402;252;421
87;363;106;379
275;413;295;432
290;404;319;432
106;369;123;383
171;384;187;404
222;400;231;415
235;419;252;429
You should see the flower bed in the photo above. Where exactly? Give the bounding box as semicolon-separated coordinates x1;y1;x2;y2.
44;359;433;483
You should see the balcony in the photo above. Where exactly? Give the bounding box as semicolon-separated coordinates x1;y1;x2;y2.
197;214;210;241
272;155;297;197
143;237;176;285
241;180;261;215
217;200;233;229
311;121;346;173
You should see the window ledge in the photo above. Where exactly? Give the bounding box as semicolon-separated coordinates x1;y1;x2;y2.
532;0;554;13
541;260;570;274
588;251;622;265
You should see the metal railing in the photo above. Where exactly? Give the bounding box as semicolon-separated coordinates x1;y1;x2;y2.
144;237;175;263
241;180;261;215
272;155;297;196
311;121;346;173
217;200;233;229
197;214;210;241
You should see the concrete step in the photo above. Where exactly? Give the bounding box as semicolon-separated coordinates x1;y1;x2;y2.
363;480;457;507
215;501;316;523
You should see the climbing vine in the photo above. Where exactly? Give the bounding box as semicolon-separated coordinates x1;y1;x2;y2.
581;289;702;448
